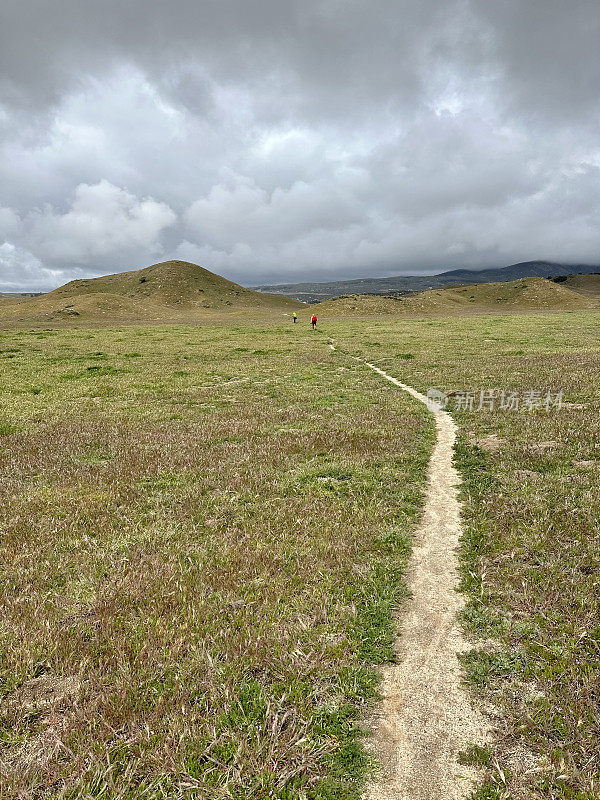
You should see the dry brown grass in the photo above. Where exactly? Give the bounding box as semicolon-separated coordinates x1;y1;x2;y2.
330;311;600;799
5;306;597;799
0;323;432;799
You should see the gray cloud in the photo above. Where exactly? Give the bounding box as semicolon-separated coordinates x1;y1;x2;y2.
27;180;176;262
0;0;599;289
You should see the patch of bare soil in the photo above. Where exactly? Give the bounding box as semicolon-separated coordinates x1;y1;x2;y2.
363;364;490;800
527;440;559;452
515;468;541;480
472;433;504;452
1;675;80;782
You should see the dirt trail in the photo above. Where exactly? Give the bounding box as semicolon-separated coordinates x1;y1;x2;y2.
361;362;489;800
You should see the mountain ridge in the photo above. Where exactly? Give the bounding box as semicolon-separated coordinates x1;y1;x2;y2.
255;261;600;302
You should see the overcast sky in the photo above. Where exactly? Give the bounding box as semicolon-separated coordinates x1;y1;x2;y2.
1;0;599;290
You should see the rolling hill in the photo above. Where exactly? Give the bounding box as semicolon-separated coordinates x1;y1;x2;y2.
310;277;597;317
0;261;301;324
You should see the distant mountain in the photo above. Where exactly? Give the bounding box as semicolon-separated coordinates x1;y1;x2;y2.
255;261;600;302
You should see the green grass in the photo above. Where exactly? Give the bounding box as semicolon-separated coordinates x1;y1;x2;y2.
331;311;600;799
0;323;432;799
3;311;599;799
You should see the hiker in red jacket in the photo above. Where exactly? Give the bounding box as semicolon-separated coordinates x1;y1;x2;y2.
311;314;317;329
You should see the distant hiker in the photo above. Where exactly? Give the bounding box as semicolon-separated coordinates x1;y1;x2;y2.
292;312;297;323
311;314;317;329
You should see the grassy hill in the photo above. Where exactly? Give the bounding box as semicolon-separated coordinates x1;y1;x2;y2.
0;261;300;325
310;277;597;317
552;273;600;299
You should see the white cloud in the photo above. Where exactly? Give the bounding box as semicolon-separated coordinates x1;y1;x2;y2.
0;207;20;239
176;160;600;282
0;1;599;288
27;180;176;263
185;171;367;252
0;242;65;290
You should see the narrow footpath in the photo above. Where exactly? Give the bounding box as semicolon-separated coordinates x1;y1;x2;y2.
329;343;489;799
363;363;489;800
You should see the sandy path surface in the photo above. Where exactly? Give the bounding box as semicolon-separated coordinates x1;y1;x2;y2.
361;362;489;800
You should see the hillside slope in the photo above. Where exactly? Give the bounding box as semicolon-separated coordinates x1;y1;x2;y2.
0;261;300;324
552;273;600;299
310;277;596;317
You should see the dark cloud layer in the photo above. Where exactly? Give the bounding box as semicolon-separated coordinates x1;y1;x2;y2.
1;0;599;288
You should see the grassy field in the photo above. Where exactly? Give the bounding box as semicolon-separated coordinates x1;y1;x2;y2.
2;310;599;800
0;323;432;799
331;311;600;799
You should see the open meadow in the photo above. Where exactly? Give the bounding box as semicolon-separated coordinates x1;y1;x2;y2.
0;321;432;799
1;309;599;799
